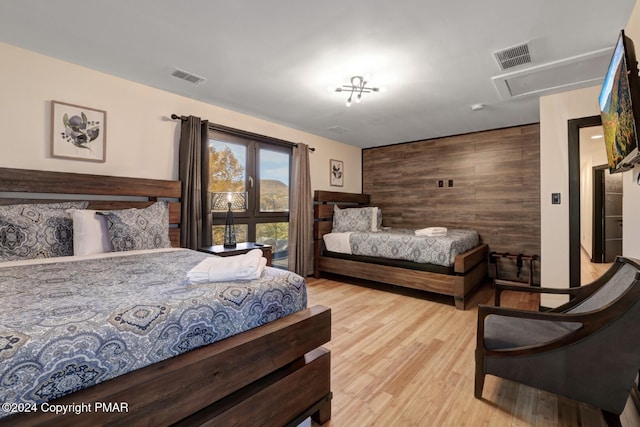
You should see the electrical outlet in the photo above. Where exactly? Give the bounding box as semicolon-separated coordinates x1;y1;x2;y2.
438;180;444;188
448;179;453;187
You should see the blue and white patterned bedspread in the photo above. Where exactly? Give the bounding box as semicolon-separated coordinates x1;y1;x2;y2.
0;249;306;412
349;228;479;267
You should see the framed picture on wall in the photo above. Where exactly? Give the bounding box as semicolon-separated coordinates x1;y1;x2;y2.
330;159;344;187
51;100;106;162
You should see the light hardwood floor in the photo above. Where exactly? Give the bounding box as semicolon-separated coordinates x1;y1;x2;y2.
307;276;640;427
581;248;613;285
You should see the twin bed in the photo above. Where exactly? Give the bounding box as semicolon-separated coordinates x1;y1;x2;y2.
0;167;331;426
314;191;488;310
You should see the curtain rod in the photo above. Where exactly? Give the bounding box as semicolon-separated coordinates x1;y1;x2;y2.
171;113;315;151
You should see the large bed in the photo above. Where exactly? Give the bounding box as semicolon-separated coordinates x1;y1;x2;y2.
0;167;331;426
314;190;488;310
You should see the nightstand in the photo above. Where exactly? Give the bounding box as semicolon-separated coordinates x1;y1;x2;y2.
199;242;273;266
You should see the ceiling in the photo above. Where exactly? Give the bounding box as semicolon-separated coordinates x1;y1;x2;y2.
0;0;635;148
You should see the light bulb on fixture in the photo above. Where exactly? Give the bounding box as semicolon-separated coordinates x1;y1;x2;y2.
356;93;362;103
345;97;352;107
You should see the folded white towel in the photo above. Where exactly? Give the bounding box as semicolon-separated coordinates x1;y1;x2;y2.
187;249;267;283
235;256;268;280
415;227;448;237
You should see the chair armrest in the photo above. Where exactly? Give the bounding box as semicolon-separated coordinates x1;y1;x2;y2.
476;304;586;356
494;279;581;307
478;303;576;322
475;302;627;357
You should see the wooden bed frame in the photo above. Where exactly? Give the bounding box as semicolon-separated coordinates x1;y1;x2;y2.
314;190;488;310
0;167;331;426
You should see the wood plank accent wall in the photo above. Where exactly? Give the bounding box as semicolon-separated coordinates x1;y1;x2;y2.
362;124;540;282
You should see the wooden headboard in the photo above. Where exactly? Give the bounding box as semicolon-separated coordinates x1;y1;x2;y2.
313;190;370;237
313;190;370;270
0;167;182;247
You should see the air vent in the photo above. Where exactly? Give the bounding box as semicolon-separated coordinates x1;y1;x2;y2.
491;48;611;100
171;68;206;85
494;43;532;70
328;126;349;134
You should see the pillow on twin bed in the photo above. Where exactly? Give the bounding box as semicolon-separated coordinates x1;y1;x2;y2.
98;201;172;252
333;205;382;232
0;201;89;261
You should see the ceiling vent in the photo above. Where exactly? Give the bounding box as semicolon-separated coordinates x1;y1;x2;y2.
171;68;206;85
492;48;612;100
328;125;349;134
494;42;532;70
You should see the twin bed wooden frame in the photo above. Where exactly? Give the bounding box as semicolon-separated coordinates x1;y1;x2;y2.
0;167;331;426
314;190;488;310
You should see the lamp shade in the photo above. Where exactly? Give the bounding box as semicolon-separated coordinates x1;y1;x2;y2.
211;191;247;211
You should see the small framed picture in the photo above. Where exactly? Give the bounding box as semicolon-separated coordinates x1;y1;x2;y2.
51;100;106;162
330;159;344;187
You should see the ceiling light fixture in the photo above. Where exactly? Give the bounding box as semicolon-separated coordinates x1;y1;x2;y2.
335;75;381;107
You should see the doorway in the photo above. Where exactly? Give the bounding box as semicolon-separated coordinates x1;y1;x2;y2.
592;167;623;263
569;115;623;287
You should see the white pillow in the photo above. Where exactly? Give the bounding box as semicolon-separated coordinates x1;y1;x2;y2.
68;209;112;255
371;207;379;231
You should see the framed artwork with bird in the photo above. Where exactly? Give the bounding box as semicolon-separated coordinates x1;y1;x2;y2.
330;159;343;187
51;100;106;162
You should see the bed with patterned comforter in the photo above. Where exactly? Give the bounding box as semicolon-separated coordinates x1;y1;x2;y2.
0;248;306;414
323;228;480;267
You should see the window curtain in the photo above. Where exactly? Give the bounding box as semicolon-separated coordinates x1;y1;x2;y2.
178;116;210;249
288;143;313;276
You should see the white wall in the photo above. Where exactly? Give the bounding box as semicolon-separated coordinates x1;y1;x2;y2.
0;42;362;193
539;86;601;305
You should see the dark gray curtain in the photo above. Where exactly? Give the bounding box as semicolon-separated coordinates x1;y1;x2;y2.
288;143;313;276
178;116;210;249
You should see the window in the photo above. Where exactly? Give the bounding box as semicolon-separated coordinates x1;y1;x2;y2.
207;125;292;268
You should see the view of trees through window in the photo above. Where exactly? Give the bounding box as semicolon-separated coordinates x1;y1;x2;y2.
208;131;291;267
209;145;245;195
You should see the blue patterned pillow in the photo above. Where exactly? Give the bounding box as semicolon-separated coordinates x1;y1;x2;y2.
100;202;172;252
333;205;378;232
0;201;89;261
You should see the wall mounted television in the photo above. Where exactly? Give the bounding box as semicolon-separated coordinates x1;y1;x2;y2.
599;29;640;173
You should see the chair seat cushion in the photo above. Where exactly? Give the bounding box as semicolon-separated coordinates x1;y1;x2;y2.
484;315;582;350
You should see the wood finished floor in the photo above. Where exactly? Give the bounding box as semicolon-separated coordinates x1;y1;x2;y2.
581;248;612;285
307;276;640;427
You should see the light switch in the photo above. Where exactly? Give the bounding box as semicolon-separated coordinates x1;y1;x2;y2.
552;193;561;204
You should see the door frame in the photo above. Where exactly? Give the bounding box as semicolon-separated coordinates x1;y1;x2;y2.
568;115;602;287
